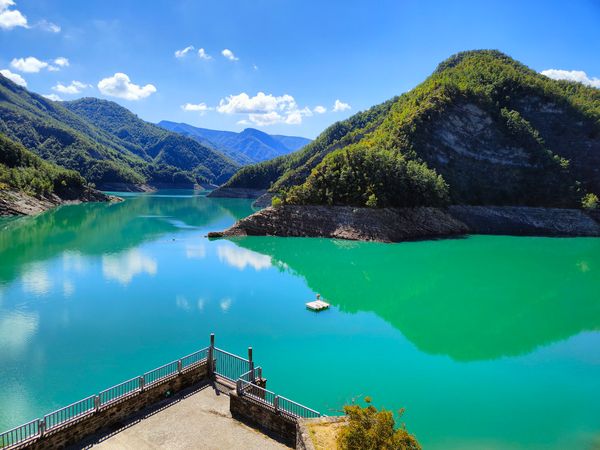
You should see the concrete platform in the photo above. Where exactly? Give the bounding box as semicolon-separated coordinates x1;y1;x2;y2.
80;383;287;449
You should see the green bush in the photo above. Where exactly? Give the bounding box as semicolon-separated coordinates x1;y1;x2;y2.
582;193;599;210
271;196;283;208
337;398;421;450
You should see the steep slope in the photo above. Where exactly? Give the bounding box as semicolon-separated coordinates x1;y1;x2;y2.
62;98;238;186
0;76;238;189
216;50;600;209
0;133;106;215
158;121;310;164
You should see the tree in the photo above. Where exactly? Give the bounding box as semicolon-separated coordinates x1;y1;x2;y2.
337;398;421;450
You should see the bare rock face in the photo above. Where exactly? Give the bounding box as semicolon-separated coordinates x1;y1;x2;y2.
208;205;469;243
0;188;113;216
448;205;600;236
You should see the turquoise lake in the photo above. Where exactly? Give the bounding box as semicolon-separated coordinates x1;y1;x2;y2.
0;190;599;449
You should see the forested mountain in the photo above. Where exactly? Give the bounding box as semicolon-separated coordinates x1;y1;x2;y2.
218;50;600;209
158;121;310;165
0;76;238;188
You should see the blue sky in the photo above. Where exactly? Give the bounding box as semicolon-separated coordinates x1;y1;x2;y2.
1;0;599;138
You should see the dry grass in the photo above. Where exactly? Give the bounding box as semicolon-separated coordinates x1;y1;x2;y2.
307;420;345;450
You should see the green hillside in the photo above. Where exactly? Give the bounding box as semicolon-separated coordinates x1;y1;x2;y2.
220;50;600;208
0;75;238;188
0;133;87;199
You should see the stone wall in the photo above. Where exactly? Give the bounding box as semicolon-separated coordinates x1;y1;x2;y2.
229;391;297;447
22;362;208;450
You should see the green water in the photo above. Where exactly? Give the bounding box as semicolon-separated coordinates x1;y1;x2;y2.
0;191;599;449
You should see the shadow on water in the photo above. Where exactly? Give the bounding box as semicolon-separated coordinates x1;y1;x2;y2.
0;191;254;286
230;235;600;361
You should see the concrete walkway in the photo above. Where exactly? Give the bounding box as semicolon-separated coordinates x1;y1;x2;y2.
84;383;287;450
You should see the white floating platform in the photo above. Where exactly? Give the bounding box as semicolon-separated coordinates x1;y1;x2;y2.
306;299;330;311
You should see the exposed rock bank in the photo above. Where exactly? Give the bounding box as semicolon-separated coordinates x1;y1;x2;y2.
208;205;469;242
0;188;114;216
208;204;600;242
449;205;600;237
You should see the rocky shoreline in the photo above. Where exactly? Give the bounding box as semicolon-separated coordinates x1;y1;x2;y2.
208;204;600;243
0;188;116;217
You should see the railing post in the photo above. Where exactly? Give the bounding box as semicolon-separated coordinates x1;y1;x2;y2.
208;333;215;378
177;359;182;374
94;395;100;412
274;395;279;413
139;376;145;392
248;347;255;383
39;418;46;438
236;379;242;395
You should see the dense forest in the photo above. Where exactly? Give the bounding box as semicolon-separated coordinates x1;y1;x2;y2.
0;77;238;188
220;50;600;209
0;133;88;199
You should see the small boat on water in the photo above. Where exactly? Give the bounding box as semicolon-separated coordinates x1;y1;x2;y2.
306;294;330;311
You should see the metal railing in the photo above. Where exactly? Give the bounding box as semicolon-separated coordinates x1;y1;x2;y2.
0;337;323;449
98;377;141;406
44;395;96;431
213;348;251;382
143;360;179;387
0;345;210;449
235;368;322;420
0;420;39;449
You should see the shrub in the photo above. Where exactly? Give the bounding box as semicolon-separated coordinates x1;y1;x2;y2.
337;398;421;450
582;193;599;210
271;196;283;208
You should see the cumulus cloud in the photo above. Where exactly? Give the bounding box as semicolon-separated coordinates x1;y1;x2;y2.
53;56;69;67
313;105;326;114
333;99;351;112
0;0;27;30
181;102;210;113
221;48;239;61
175;45;194;58
540;69;600;88
10;56;48;73
97;72;156;100
0;68;26;86
216;91;313;126
52;80;90;94
42;93;62;101
198;48;212;60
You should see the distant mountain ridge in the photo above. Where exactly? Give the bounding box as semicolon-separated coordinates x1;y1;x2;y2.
0;76;238;189
158;120;311;165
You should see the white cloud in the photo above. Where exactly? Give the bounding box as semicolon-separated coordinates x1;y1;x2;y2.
37;19;60;33
175;295;191;311
0;0;27;30
0;68;26;86
216;91;313;126
97;72;157;100
252;64;258;71
10;56;48;73
185;243;206;259
53;56;69;67
181;102;210;113
198;48;212;60
217;245;271;271
102;249;158;285
333;99;351;112
540;69;600;88
175;45;194;58
52;80;90;94
221;48;239;61
313;105;327;114
42;93;62;101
